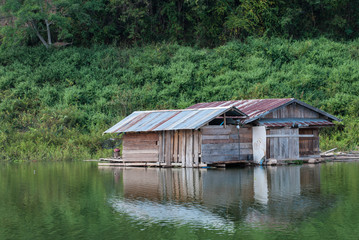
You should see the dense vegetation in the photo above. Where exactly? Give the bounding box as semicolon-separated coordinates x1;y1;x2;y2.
1;0;359;161
1;0;359;48
0;38;359;161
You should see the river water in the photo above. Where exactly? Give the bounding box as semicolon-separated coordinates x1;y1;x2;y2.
0;162;358;239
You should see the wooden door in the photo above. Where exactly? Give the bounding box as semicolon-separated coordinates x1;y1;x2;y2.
268;128;299;160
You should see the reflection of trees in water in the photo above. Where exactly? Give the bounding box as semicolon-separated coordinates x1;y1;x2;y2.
104;164;330;227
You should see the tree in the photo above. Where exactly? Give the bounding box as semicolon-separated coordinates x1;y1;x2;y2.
0;0;71;48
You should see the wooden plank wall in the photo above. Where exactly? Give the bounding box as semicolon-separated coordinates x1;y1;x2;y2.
159;130;202;167
267;103;320;118
122;132;160;162
201;125;250;163
299;128;320;157
239;127;253;160
269;128;299;160
122;127;256;165
266;129;271;159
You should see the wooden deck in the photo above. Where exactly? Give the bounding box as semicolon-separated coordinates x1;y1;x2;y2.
98;158;253;168
99;158;207;167
98;152;359;168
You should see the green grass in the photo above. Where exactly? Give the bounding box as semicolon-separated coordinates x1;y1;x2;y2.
1;37;359;161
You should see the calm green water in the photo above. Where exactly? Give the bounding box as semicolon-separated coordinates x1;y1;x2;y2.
1;162;359;240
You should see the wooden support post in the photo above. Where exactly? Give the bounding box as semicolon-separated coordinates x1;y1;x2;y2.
180;130;186;167
173;131;179;163
198;131;202;160
193;130;199;166
224;113;226;128
158;132;164;163
237;125;241;161
165;131;172;166
186;130;193;167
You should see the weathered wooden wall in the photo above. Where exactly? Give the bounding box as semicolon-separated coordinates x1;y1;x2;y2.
262;103;325;160
122;132;159;162
266;103;320;119
159;130;202;167
239;127;253;160
266;129;271;159
299;128;320;157
201;125;252;162
266;127;320;160
268;128;299;160
201;125;239;163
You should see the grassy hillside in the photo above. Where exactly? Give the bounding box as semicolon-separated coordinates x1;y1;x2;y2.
1;37;359;161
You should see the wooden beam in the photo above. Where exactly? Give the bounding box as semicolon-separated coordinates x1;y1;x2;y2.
158;132;164;163
186;130;193;167
193;130;199;166
215;116;246;119
173;131;179;163
180;130;186;167
165;131;172;166
267;134;314;138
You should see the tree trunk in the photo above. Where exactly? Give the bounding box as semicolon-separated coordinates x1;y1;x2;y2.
45;19;52;45
30;21;49;48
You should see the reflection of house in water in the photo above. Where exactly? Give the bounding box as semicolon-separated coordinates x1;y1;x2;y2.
120;168;255;208
102;165;326;227
119;168;204;202
248;165;323;226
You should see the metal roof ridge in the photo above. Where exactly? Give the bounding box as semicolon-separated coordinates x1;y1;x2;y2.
189;98;295;105
133;106;243;113
258;118;332;122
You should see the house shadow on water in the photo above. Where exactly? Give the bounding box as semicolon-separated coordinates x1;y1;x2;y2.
100;165;330;229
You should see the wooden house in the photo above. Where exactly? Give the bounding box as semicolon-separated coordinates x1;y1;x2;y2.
104;98;340;166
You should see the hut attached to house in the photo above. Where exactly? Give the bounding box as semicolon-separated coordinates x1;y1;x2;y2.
103;98;340;166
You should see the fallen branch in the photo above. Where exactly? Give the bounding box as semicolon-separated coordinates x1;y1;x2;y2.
321;148;337;155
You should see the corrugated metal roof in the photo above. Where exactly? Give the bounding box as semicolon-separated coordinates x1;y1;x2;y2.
187;98;340;123
188;99;293;121
104;107;245;133
257;118;334;128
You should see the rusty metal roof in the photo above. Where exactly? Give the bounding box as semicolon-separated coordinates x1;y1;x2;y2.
257;118;335;128
104;107;246;133
187;98;340;123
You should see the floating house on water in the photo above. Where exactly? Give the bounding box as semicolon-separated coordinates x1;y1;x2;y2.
103;98;340;167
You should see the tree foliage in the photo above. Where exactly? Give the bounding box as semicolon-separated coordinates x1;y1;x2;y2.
1;0;359;47
0;0;71;48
